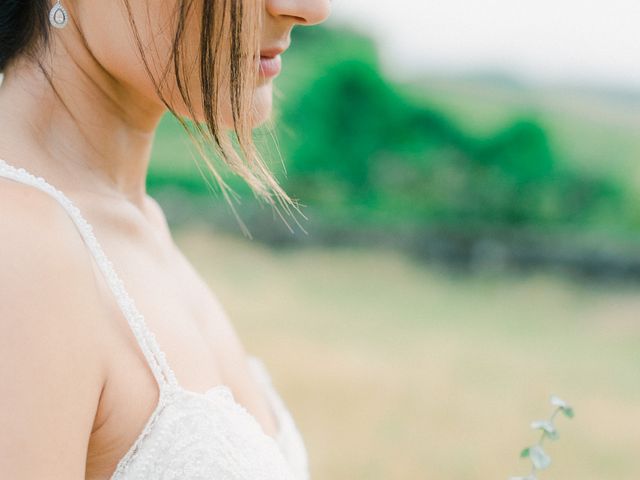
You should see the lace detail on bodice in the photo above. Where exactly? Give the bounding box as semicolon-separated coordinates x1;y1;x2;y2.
0;158;310;480
108;359;310;480
109;384;298;480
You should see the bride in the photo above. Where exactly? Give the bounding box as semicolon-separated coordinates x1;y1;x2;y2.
0;0;330;479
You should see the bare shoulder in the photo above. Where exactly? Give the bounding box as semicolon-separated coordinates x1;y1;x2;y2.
0;181;108;478
144;193;173;239
0;179;106;296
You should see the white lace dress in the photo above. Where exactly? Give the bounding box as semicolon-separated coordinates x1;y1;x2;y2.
0;158;310;480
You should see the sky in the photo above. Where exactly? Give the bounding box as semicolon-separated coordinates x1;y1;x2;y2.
328;0;640;89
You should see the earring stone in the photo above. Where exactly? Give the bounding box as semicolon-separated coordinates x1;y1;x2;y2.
49;1;68;29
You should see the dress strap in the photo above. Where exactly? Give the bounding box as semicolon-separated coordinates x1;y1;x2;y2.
0;158;178;390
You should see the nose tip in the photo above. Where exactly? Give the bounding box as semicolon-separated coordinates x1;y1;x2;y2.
304;0;332;26
269;0;332;27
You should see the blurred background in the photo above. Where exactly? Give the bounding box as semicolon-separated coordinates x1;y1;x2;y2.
149;2;640;478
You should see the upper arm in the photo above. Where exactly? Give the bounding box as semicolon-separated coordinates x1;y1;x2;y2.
0;184;108;478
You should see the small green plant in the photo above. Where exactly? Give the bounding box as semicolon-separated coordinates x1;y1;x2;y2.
509;395;575;480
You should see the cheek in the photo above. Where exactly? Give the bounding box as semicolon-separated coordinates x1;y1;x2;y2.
78;0;177;107
78;0;273;129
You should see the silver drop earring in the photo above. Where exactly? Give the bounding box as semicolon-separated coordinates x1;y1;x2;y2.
49;0;69;29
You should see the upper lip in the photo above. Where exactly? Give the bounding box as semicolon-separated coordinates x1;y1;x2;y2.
260;43;290;58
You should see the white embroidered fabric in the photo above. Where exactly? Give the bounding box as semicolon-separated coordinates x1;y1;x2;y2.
0;158;310;480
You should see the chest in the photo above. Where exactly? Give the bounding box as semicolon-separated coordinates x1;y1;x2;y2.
82;226;279;479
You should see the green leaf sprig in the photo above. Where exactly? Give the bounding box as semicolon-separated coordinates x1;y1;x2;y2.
509;395;575;480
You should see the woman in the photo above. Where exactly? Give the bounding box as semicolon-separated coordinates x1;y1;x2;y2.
0;0;330;479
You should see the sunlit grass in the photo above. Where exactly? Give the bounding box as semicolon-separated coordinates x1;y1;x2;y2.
175;223;640;480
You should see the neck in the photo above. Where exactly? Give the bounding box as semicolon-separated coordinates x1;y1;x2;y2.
0;32;166;207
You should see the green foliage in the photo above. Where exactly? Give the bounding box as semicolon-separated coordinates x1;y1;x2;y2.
148;23;636;249
273;25;627;234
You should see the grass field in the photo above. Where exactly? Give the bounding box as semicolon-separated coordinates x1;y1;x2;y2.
174;223;640;480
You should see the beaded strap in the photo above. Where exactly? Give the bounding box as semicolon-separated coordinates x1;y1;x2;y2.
0;158;178;390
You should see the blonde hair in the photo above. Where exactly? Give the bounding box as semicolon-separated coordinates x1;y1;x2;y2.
123;0;306;237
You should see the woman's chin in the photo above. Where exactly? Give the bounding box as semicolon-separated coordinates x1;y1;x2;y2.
249;81;275;126
174;79;274;129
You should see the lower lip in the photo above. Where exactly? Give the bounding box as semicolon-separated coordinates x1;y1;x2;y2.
259;55;281;78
